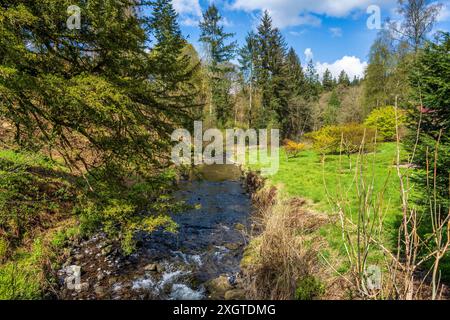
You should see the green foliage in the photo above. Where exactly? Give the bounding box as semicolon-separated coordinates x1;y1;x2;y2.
322;69;334;91
0;239;44;299
323;90;341;126
406;32;450;227
338;70;350;87
199;4;237;126
50;227;80;249
253;11;289;131
407;33;450;211
365;106;406;141
285;48;311;138
362;30;413;117
304;60;321;99
0;238;8;263
75;167;183;255
0;0;198;174
295;275;325;300
305;124;376;156
0;150;74;252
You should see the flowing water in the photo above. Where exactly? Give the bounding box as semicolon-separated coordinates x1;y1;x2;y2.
132;164;250;299
59;164;251;300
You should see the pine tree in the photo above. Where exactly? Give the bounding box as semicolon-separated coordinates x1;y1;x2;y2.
338;70;350;87
150;0;184;83
363;30;395;113
285;48;310;137
199;4;237;125
254;11;289;129
322;69;334;91
238;31;258;126
149;0;199;114
304;59;321;99
406;32;450;215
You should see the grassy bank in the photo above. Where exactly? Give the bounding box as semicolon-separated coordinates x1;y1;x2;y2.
244;142;411;298
0;148;181;299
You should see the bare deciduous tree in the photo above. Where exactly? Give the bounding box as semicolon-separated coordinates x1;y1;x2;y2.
393;0;442;51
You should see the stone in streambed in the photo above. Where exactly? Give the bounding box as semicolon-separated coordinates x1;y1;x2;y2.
225;243;241;251
101;245;113;256
205;276;232;300
144;264;158;272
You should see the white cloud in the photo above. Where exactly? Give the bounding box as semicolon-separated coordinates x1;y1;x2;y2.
304;48;314;61
173;0;202;17
173;0;202;26
437;2;450;22
316;55;368;80
231;0;396;28
329;27;343;37
181;17;200;27
289;30;306;36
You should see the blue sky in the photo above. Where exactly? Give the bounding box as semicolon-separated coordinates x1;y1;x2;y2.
171;0;450;79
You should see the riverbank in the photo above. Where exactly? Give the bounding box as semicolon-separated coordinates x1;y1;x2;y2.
0;147;183;299
243;143;450;300
241;172;341;300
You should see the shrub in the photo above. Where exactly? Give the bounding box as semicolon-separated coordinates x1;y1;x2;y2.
283;139;307;158
305;124;376;156
364;106;406;141
295;275;325;300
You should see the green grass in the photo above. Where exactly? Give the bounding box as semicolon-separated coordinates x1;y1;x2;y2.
247;142;406;273
0;239;45;300
0;149;66;171
249;142;403;219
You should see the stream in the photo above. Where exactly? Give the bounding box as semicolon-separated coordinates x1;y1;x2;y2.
58;164;251;300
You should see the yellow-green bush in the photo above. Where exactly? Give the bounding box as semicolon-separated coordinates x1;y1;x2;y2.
364;106;406;141
283;139;307;158
305;124;376;156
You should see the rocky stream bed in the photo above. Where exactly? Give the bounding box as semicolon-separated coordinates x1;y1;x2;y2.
56;165;252;300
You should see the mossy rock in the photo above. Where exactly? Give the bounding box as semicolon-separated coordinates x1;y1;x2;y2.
205;275;232;300
240;238;261;269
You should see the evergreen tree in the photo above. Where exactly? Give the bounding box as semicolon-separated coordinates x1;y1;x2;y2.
304;59;321;99
238;32;258;126
149;0;198;110
324;90;341;125
254;10;289;130
0;0;199;171
351;75;360;86
285;48;310;137
199;4;237;125
406;32;450;215
338;70;350;87
322;69;334;91
363;30;396;113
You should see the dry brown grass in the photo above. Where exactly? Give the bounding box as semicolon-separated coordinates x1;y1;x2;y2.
242;176;331;300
